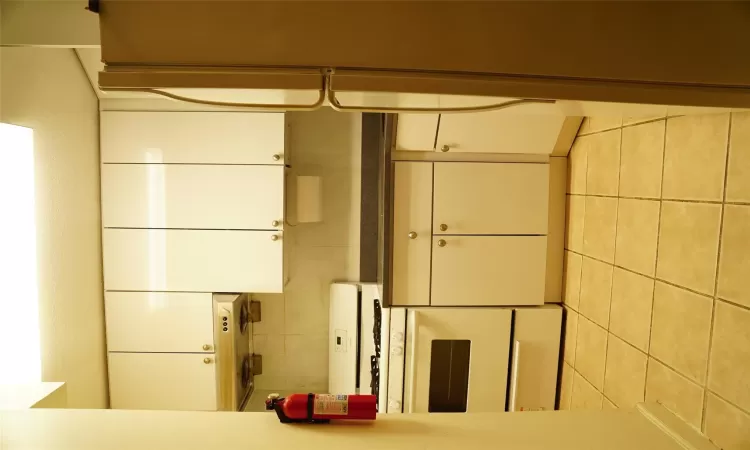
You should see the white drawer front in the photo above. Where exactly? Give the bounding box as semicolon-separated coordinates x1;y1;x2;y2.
105;292;214;353
103;229;283;292
433;163;549;235
101;111;285;164
101;164;284;229
431;236;547;306
108;352;217;411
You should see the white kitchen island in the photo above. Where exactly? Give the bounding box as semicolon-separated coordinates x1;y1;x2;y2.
0;403;716;450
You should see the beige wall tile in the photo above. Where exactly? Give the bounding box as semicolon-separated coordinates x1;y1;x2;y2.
609;268;654;352
251;294;285;335
579;257;613;328
650;282;713;384
559;363;574;410
718;205;750;308
619;120;665;199
575;316;608;390
662;114;730;201
615;198;660;276
563;308;578;366
704;394;750;450
585;130;621;196
563;251;582;311
579;117;622;136
645;358;704;429
583;196;618;263
571;370;603;411
604;334;647;408
565;195;586;253
726;112;750;203
708;301;750;412
656;202;721;295
603;397;617;409
568;139;588;195
252;334;287;390
285;334;328;380
623;115;667;126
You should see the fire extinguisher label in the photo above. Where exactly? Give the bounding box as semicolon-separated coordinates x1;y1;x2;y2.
314;394;349;415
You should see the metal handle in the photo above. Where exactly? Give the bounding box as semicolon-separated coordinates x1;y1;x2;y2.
440;145;450;152
271;234;280;241
202;344;211;351
439;224;448;231
203;357;212;364
509;340;522;411
437;239;447;247
272;154;282;161
406;311;419;414
272;220;281;227
408;231;418;239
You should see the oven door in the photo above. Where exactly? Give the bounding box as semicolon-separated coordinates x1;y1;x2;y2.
404;308;512;413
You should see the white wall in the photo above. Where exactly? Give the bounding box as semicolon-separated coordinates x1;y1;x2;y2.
252;108;362;392
1;48;108;408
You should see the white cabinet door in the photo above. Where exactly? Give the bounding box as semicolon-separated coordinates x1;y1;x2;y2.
105;292;214;353
101;111;286;164
101;165;284;229
431;236;546;306
395;114;439;151
108;353;217;411
405;308;512;413
436;111;565;154
391;162;432;306
103;229;283;292
508;306;562;412
433;163;549;235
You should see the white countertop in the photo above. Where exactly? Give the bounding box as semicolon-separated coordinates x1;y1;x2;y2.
0;404;711;450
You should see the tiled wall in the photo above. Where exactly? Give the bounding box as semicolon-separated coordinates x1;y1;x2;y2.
561;113;750;450
252;109;362;392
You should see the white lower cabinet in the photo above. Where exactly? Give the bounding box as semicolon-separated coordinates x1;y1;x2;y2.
430;236;547;306
103;229;283;292
105;292;214;353
108;353;218;411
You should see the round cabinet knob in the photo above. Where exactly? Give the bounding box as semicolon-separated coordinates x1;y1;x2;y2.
440;145;450;152
408;231;418;239
437;239;447;247
203;358;212;364
272;154;282;161
271;220;281;227
439;224;448;232
391;331;404;342
388;399;402;410
202;344;211;351
271;234;279;241
391;346;403;356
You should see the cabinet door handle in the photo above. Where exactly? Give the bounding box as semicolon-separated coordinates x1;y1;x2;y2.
202;344;211;351
437;239;447;247
272;154;282;161
271;234;280;241
440;145;451;152
271;220;281;227
408;231;418;239
203;357;213;364
439;224;448;232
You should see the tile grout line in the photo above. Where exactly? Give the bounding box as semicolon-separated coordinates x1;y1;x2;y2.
600;126;623;401
567;192;746;205
701;112;733;431
570;133;589;387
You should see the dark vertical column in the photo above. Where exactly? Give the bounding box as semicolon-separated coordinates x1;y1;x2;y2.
360;113;383;282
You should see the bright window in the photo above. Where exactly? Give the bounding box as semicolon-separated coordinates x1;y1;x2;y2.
0;123;41;383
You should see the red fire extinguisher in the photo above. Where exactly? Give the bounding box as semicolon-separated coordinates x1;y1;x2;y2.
265;393;377;423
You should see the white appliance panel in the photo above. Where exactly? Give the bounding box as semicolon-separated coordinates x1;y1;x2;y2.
328;284;359;395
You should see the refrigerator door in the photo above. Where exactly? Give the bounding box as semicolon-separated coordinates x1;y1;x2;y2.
328;284;359;395
404;308;512;413
508;306;563;412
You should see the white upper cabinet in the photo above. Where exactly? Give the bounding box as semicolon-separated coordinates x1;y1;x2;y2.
433;163;549;235
391;162;433;306
430;235;547;306
103;229;283;293
101;165;284;229
395;114;439;151
105;292;215;353
100;111;286;164
436;111;565;154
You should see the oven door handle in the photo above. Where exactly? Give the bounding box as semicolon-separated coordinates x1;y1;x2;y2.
405;311;419;413
509;340;524;412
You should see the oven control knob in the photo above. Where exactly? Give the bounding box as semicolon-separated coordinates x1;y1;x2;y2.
391;332;404;342
391;346;403;356
388;399;402;411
